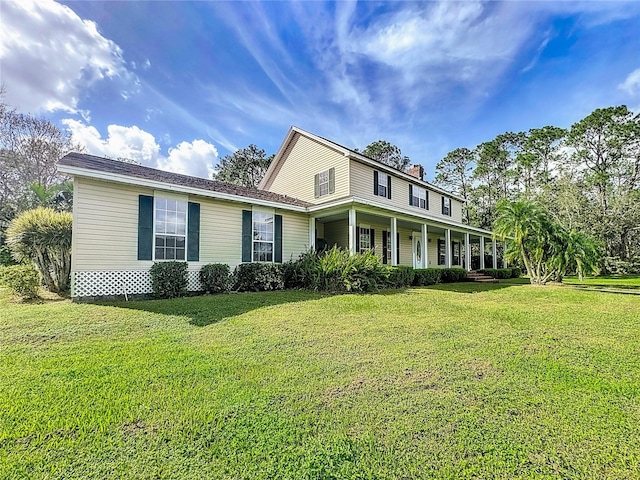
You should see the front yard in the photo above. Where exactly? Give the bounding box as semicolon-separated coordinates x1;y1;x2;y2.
1;282;639;479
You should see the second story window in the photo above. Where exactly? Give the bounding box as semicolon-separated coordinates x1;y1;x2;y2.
374;171;391;199
314;168;335;198
442;196;451;216
409;185;428;209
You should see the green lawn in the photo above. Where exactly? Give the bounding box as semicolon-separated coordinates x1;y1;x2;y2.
1;283;639;479
563;274;640;289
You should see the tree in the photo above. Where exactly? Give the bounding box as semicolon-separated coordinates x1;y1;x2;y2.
362;140;410;171
493;199;600;284
517;126;567;195
212;144;273;188
6;207;73;293
434;147;475;224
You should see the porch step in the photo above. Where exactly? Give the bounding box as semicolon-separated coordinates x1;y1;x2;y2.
466;271;499;283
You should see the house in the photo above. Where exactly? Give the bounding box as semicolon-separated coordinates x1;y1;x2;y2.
57;126;503;299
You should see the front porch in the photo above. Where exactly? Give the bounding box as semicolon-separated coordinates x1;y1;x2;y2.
309;207;506;271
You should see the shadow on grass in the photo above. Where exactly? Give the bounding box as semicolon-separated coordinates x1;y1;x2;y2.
99;290;330;326
422;278;530;294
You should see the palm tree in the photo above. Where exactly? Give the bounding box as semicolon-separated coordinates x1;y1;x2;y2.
493;199;545;283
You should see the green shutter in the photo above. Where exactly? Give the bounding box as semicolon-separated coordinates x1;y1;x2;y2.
314;173;320;198
137;195;153;260
187;202;200;261
387;175;392;199
373;171;379;195
274;214;283;263
382;230;388;265
328;168;335;194
409;184;413;206
370;228;375;250
242;210;252;262
355;227;360;253
396;232;400;264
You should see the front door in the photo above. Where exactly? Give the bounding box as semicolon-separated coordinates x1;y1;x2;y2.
412;231;422;268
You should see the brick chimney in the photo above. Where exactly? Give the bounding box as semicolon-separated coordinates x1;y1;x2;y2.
407;164;424;181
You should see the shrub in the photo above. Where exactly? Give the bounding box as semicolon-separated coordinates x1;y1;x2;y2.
317;247;386;293
200;263;231;294
0;245;17;267
441;268;468;283
234;263;285;292
479;268;512;279
510;267;522;278
0;264;40;299
150;261;188;298
284;249;320;290
386;266;415;288
413;268;442;286
6;208;72;293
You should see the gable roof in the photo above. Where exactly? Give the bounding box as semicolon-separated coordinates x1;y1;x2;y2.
260;126;466;202
57;153;311;208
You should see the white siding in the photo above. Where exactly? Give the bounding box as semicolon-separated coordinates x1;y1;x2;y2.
323;220;348;249
282;210;310;261
266;134;350;204
350;160;464;223
73;177;152;271
73;177;310;272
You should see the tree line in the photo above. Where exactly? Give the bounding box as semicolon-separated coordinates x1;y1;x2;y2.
434;106;640;273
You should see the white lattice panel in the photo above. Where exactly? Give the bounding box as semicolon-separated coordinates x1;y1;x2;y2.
187;270;203;291
73;271;152;297
73;270;202;298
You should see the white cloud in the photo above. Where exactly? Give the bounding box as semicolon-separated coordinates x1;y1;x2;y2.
0;0;136;113
62;119;218;178
619;68;640;97
160;140;218;179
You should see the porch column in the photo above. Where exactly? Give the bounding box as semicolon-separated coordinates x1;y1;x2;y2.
348;208;356;255
390;217;398;266
479;237;485;269
445;228;451;268
503;241;508;268
308;217;316;251
421;224;428;269
465;233;471;271
492;239;498;269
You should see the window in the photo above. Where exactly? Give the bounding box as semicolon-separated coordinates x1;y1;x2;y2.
386;231;392;263
314;168;335;198
378;172;388;197
318;170;329;196
252;211;274;262
154;197;187;260
374;171;391;198
453;242;460;266
359;227;371;252
438;239;446;266
442;197;451;216
410;185;428;209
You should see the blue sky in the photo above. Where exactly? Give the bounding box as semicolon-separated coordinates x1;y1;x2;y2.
1;1;639;180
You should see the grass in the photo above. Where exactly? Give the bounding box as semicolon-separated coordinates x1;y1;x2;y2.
562;274;640;292
1;282;639;479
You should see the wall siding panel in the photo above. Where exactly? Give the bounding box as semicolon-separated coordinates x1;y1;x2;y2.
350;160;463;223
266;134;350;204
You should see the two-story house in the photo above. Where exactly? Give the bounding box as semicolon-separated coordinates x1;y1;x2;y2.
58;126;502;299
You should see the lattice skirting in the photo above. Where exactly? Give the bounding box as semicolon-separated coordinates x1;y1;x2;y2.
73;270;203;298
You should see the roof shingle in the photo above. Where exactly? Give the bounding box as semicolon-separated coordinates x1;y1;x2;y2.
58;153;310;207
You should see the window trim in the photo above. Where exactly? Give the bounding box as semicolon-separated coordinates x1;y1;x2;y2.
442;196;451;216
410;185;428;209
153;193;188;261
251;209;275;263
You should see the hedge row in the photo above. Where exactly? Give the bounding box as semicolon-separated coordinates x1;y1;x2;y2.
148;249;472;299
478;267;522;279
